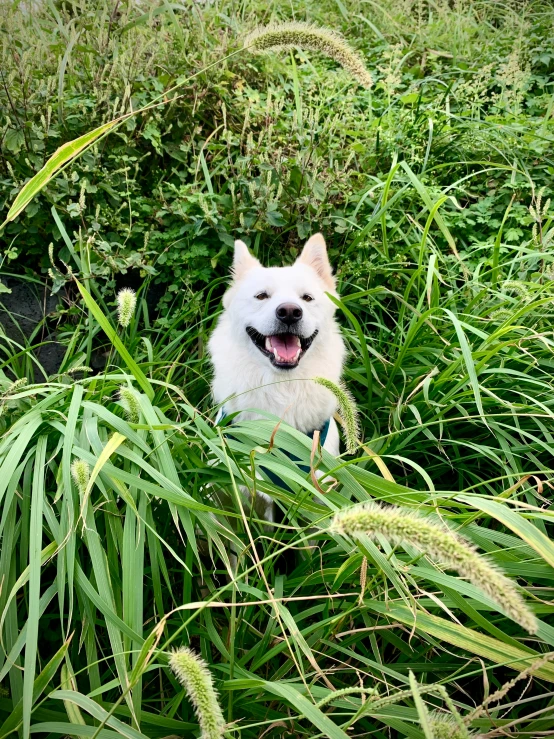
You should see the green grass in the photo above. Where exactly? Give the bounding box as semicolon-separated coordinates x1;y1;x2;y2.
2;0;554;737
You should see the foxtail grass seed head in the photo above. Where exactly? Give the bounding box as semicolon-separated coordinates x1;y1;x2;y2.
71;459;90;496
67;365;93;375
466;651;554;723
169;647;225;739
502;280;531;301
313;377;360;454
116;287;137;328
430;715;471;739
331;503;537;634
4;377;28;397
119;387;141;424
489;308;511;322
244;22;373;89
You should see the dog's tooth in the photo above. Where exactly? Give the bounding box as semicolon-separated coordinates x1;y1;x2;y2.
265;337;272;351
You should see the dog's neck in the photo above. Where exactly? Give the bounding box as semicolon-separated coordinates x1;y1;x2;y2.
210;318;345;434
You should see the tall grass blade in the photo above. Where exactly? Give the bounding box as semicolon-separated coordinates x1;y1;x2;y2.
22;435;48;739
409;671;434;739
1;121;118;228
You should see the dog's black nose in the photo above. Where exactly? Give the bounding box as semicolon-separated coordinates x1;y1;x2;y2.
276;303;303;325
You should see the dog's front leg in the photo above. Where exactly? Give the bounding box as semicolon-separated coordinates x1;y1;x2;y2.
229;487;274;575
253;489;275;526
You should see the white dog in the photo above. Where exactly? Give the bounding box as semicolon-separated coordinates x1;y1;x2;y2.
208;233;345;518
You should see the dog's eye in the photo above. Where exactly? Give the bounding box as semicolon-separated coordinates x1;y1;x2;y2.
255;292;269;300
302;294;314;302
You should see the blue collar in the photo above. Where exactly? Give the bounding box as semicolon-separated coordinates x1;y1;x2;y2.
218;409;330;490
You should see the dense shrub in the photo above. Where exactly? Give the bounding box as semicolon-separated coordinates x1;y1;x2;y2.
1;0;553;310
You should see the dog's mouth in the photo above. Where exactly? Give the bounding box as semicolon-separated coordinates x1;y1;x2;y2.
246;327;318;369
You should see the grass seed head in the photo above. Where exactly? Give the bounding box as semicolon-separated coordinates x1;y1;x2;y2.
502;280;531;301
169;647;225;739
119;387;141;424
244;22;373;89
67;365;93;375
331;502;537;634
4;377;28;396
313;376;359;454
71;459;90;496
430;714;472;738
116;287;137;328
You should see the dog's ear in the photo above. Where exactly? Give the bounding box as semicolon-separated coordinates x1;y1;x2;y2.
297;233;335;290
232;239;260;280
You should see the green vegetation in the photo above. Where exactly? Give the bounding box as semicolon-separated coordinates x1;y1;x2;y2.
2;1;554;737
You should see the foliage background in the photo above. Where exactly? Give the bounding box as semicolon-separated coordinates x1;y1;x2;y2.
2;1;554;738
2;0;553;304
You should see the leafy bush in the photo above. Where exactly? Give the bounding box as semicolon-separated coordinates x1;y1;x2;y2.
1;0;553;305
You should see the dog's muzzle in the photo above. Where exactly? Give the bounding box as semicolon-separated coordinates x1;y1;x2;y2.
246;327;318;369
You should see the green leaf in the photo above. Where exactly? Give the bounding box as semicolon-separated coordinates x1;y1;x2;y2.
266;209;287;227
409;672;434;739
4;128;26;154
400;161;458;257
23;435;48;739
0;582;57;683
49;692;149;739
2;120;118;227
367;601;554;681
457;495;554;570
60;664;87;737
0;415;43;507
30;724;120;739
444;308;485;419
261;682;351;739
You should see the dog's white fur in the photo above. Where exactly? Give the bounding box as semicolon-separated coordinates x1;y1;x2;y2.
209;234;345;463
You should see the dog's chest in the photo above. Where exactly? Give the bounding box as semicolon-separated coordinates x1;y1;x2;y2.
221;371;336;434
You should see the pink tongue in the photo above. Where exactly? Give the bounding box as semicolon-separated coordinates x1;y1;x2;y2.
269;334;299;361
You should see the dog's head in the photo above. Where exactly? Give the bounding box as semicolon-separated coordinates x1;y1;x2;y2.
219;233;338;371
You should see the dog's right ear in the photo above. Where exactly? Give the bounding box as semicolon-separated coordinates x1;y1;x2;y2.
232;239;260;280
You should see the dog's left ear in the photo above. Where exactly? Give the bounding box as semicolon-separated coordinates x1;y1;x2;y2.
297;233;335;290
